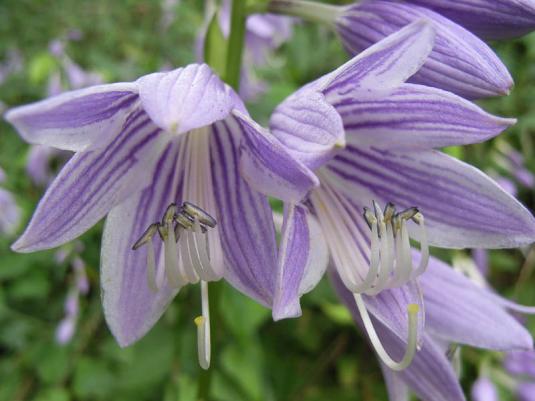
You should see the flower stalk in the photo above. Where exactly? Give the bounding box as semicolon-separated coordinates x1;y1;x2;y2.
225;0;247;90
267;0;340;26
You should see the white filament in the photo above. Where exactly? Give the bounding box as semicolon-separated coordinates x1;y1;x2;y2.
196;280;211;370
353;293;419;371
146;240;159;292
164;223;182;288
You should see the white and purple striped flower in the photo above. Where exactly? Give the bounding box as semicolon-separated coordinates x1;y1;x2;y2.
270;0;535;99
5;63;310;367
0;167;21;236
335;0;515;99
250;21;535;371
332;254;535;401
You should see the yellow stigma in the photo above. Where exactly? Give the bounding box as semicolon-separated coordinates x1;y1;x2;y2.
407;304;419;315
194;316;205;327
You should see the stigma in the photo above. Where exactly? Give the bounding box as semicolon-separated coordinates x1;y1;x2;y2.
360;200;429;295
133;201;220;370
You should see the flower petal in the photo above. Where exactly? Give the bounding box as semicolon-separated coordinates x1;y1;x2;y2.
12;109;165;252
337;1;513;99
210;118;278;306
331;270;466;401
272;203;328;320
407;0;535;39
420;254;533;350
137;64;239;134
5;83;138;151
322;19;435;97
380;364;410;401
270;91;345;170
235;110;320;203
101;140;183;346
326;146;535;248
335;83;515;150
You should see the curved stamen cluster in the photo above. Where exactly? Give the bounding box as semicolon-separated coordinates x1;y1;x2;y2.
132;201;219;291
354;200;429;371
133;201;219;370
361;201;429;295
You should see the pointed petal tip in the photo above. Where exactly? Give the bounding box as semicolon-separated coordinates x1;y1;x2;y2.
272;303;302;321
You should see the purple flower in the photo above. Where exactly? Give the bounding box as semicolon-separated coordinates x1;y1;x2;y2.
404;0;535;39
5;64;307;367
335;0;513;99
518;382;535;401
251;21;535;371
471;377;499;401
505;351;535;379
0;167;21;236
331;254;534;401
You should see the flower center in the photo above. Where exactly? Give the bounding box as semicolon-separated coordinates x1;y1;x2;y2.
132;201;218;370
362;200;429;295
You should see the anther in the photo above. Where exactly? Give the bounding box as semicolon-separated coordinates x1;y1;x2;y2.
163;203;177;224
383;202;396;223
183;202;217;228
363;207;377;229
398;207;419;221
132;223;159;250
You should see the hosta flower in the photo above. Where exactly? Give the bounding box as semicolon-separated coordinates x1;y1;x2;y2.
0;167;21;236
251;21;535;371
332;254;535;401
5;63;307;367
405;0;535;40
268;0;532;99
472;377;499;401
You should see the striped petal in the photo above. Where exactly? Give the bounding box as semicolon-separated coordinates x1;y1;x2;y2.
335;83;515;150
235;111;320;203
331;271;466;401
5;83;138;151
12;109;165;252
137;64;240;134
337;1;513;99
380;364;410;401
210;118;278;306
406;0;535;39
101;140;183;346
420;254;533;350
325;146;535;248
322;19;435;98
270;91;345;169
273;203;328;320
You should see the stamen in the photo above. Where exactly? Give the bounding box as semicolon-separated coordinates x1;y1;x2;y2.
146;237;159;292
195;280;211;370
164;221;182;288
354;293;419;371
183;202;217;228
360;201;428;293
132;223;159;250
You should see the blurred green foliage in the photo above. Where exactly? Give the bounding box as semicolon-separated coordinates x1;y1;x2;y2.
0;1;533;400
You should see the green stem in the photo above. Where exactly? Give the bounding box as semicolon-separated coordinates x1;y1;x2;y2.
267;0;340;25
225;0;247;91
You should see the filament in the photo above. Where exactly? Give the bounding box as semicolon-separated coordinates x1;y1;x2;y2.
354;293;419;371
164;223;182;288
